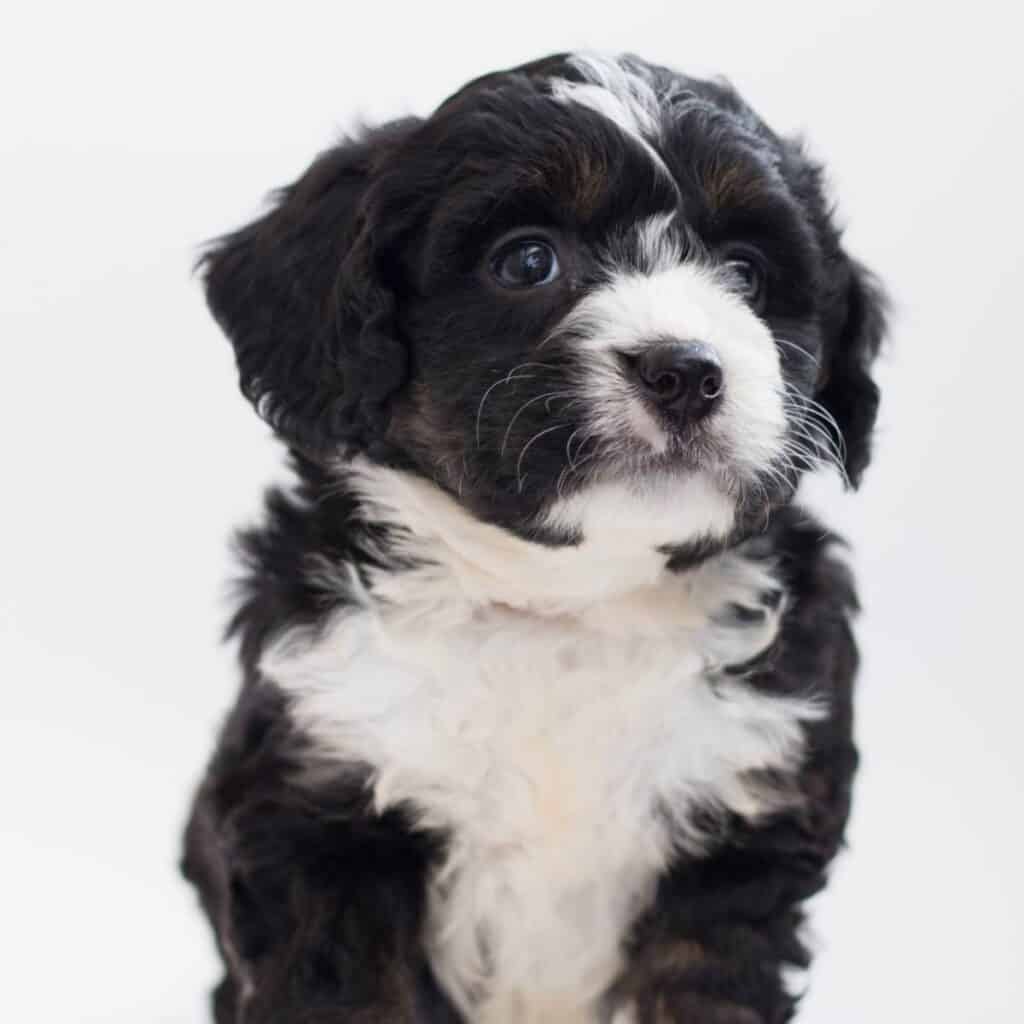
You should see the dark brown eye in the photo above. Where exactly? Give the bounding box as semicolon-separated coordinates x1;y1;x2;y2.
492;239;560;288
723;249;767;311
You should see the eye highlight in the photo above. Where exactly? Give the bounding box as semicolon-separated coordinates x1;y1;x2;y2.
722;246;768;312
491;239;560;289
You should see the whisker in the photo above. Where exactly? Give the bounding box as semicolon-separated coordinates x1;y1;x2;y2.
500;391;575;456
563;428;583;471
781;383;849;472
476;374;533;449
788;420;845;468
474;361;561;449
775;338;820;368
516;423;572;493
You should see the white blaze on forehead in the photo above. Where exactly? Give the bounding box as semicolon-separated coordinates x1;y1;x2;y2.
558;53;663;138
599;211;684;277
634;211;683;271
550;52;674;184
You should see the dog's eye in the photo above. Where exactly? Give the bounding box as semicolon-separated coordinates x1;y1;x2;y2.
491;240;560;288
723;249;767;312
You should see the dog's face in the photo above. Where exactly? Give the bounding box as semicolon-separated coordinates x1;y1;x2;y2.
205;53;884;552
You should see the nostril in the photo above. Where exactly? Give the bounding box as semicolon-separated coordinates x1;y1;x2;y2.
649;370;683;401
700;371;723;400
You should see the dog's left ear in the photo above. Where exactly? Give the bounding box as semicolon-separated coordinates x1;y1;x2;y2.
817;257;888;487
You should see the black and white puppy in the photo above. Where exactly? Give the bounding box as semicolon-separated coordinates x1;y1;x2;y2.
184;52;885;1024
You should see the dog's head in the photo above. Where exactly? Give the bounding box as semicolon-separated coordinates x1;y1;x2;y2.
203;53;885;554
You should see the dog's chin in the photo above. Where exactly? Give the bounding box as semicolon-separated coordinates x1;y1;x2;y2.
525;425;798;563
575;425;788;506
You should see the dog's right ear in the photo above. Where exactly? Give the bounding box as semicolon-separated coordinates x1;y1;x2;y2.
817;256;888;488
200;119;420;456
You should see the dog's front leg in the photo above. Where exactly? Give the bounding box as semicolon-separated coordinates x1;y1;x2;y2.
608;757;853;1024
184;785;459;1024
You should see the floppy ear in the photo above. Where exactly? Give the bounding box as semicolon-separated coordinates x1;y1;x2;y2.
817;258;888;487
200;120;418;456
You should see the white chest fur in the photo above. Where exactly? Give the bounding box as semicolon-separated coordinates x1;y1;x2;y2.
262;544;818;1024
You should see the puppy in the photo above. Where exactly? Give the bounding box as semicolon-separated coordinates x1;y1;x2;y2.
183;52;885;1024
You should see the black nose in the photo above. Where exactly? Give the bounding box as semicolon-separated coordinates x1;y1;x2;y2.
634;341;724;423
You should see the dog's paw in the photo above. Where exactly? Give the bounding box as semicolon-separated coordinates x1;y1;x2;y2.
685;548;786;670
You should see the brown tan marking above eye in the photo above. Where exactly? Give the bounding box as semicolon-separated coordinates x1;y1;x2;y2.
569;147;609;218
703;158;763;212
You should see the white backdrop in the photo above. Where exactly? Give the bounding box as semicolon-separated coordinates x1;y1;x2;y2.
3;2;1022;1020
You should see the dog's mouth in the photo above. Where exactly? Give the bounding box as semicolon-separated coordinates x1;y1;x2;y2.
567;383;743;481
